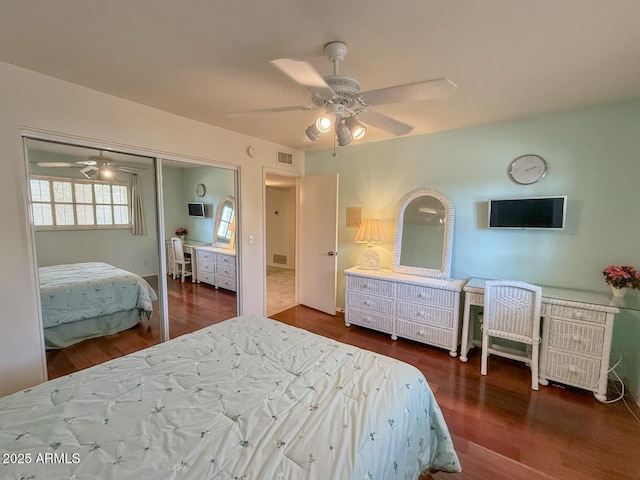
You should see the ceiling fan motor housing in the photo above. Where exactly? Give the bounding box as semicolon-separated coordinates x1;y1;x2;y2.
314;75;361;107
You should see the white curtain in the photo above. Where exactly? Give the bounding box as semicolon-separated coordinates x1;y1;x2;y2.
131;174;145;235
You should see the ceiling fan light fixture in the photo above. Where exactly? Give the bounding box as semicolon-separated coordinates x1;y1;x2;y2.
305;123;322;141
345;116;366;141
335;120;352;146
99;167;116;180
315;114;333;133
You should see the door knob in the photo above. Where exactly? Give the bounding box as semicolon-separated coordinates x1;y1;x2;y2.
327;251;337;256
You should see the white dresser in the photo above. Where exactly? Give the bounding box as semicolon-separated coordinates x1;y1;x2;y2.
345;267;466;357
460;278;620;401
193;246;237;292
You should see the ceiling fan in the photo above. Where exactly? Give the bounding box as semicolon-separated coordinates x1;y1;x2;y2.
236;41;457;146
36;151;141;180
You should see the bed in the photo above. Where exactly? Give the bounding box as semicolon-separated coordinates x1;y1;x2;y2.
38;262;158;349
0;315;460;479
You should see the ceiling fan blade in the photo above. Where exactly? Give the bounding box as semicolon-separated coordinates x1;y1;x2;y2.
357;109;414;136
359;78;457;106
228;104;318;117
270;58;335;98
36;162;76;167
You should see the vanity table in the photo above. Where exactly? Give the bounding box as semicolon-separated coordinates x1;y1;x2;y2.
460;277;621;402
345;188;466;356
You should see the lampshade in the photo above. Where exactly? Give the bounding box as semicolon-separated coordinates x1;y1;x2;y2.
354;218;385;245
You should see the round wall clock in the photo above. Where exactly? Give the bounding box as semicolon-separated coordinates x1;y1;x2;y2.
196;183;206;197
508;154;548;185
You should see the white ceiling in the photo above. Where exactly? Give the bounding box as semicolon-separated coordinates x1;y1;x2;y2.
2;1;639;152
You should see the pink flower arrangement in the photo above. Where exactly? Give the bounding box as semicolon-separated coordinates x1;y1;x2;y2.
175;227;188;237
602;265;640;289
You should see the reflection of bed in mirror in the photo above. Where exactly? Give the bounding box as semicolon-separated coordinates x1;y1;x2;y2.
39;262;158;349
1;316;460;478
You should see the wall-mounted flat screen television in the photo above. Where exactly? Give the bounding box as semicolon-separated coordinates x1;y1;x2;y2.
188;202;205;218
488;196;566;230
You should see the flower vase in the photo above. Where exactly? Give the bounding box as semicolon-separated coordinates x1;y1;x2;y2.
178;235;185;241
611;286;628;298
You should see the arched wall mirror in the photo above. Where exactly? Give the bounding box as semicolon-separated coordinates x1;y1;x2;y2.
213;195;236;249
392;188;454;279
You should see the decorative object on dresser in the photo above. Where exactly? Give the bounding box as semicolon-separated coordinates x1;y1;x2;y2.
353;218;385;270
174;227;187;240
345;188;465;356
480;280;542;390
602;264;640;298
460;278;621;402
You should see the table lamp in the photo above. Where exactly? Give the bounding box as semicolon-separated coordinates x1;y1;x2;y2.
354;218;385;270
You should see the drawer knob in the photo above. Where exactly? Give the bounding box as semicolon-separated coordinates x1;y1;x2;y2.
363;300;371;306
571;335;582;343
364;317;371;323
417;311;425;317
574;311;583;319
568;366;578;374
363;283;370;289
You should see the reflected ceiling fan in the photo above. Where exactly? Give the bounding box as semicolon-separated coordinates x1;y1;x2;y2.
234;41;457;146
37;151;141;180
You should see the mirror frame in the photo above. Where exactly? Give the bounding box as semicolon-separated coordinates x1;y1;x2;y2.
212;194;236;250
392;187;454;279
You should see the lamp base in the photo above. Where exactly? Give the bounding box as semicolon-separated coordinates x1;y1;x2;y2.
359;247;380;270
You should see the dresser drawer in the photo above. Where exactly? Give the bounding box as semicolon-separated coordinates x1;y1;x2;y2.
394;319;452;349
547;318;605;357
396;302;454;328
347;291;394;315
544;304;607;324
216;254;236;268
467;292;484;305
347;275;394;297
196;250;215;264
396;284;456;308
216;276;237;292
216;265;236;280
198;261;215;274
198;272;215;285
543;348;601;390
347;307;393;334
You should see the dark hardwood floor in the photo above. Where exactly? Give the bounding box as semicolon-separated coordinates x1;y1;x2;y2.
46;281;640;479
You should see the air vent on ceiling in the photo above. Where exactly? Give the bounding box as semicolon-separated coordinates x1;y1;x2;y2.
277;150;293;165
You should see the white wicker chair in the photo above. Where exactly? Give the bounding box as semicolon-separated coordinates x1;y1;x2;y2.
481;280;542;390
171;237;192;283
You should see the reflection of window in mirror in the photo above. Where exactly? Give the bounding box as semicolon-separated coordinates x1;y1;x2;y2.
213;195;236;249
216;204;234;243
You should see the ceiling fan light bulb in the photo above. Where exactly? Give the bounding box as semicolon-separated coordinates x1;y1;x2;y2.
315;114;333;133
345;116;367;140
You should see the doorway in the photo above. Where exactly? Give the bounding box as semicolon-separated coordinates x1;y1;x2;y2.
265;173;297;316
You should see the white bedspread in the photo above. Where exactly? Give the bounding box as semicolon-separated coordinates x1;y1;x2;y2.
0;316;460;479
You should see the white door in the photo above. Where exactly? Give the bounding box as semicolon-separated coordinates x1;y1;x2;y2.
299;173;339;315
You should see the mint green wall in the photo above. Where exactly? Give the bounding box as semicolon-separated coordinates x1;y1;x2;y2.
162;164;235;244
306;99;640;400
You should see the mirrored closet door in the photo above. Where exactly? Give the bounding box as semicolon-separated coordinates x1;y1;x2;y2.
25;138;238;380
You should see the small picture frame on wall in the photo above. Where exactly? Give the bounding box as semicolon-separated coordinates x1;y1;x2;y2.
346;207;362;227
